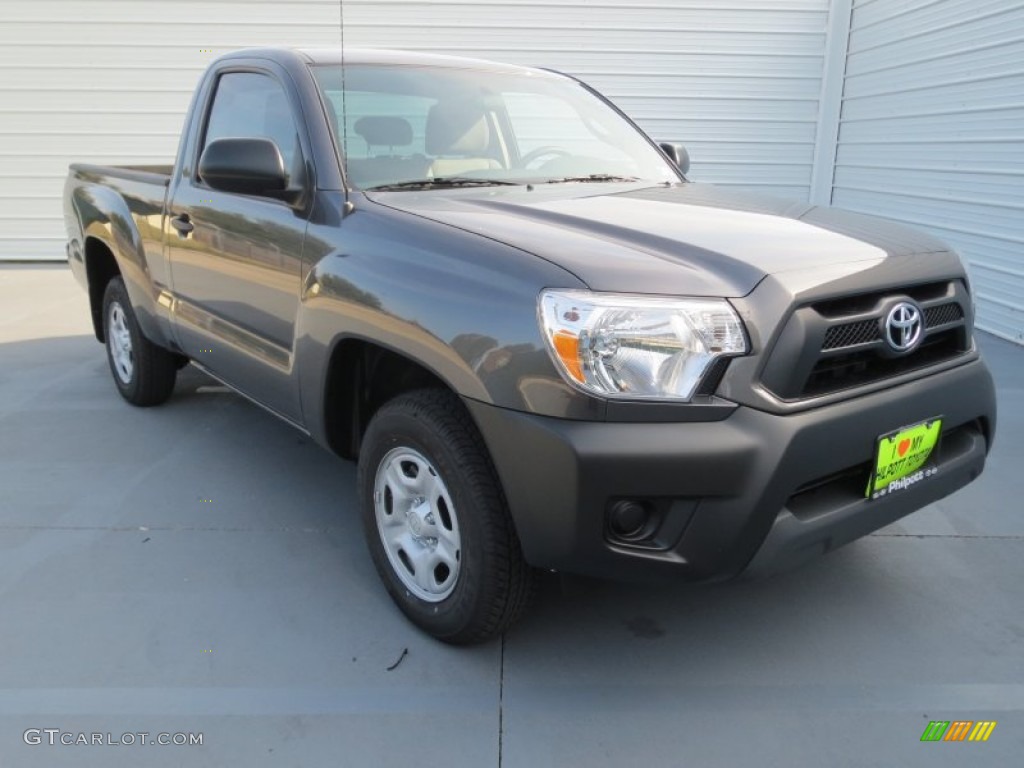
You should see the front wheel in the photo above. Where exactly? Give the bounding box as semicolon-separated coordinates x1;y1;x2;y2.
102;277;178;406
357;390;536;644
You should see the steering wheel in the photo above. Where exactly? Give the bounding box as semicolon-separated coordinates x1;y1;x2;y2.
519;146;572;169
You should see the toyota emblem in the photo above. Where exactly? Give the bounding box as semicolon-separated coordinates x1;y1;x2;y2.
884;301;923;353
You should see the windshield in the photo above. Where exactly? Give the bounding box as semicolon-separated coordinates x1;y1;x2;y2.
311;63;679;190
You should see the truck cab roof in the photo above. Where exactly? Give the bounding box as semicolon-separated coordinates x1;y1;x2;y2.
212;46;555;78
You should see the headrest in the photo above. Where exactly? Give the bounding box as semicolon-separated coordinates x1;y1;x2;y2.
425;99;490;155
354;116;413;148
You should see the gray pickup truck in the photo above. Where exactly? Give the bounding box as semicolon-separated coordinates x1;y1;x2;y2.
64;47;996;643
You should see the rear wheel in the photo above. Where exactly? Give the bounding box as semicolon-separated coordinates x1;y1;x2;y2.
102;277;178;406
358;389;536;644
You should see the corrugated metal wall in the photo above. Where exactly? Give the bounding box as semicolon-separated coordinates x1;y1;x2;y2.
4;0;1020;346
831;0;1024;343
341;0;831;199
0;0;343;262
0;0;830;262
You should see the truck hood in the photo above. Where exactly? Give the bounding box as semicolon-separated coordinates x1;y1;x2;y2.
368;182;954;297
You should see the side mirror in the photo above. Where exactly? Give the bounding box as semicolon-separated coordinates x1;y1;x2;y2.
659;142;690;176
199;137;289;196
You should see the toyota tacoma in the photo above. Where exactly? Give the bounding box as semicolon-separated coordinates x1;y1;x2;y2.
64;48;997;643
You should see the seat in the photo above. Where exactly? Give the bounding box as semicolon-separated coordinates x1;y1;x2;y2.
347;116;429;188
425;98;501;177
354;115;414;150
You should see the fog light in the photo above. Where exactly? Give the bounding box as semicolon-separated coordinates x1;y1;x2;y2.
608;500;651;540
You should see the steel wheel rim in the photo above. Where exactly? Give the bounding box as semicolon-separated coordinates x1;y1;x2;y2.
373;446;462;602
107;302;134;384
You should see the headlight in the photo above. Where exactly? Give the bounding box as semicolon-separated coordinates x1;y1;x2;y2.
538;290;748;401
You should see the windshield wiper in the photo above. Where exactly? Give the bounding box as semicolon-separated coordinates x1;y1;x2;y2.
544;174;642;184
365;177;522;191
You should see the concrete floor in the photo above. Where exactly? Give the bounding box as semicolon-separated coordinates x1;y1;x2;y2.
1;264;1021;767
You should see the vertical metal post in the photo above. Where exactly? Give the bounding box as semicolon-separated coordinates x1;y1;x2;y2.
809;0;854;206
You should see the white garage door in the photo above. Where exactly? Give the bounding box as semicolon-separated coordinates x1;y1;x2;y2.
832;0;1024;343
0;0;829;262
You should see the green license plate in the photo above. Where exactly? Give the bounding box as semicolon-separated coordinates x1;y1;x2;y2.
866;417;942;499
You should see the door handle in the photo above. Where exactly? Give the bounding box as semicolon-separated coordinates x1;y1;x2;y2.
170;214;194;237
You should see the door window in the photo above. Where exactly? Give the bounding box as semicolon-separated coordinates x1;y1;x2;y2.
202;72;301;179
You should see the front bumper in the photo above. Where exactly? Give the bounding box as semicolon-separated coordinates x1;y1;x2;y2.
466;358;996;582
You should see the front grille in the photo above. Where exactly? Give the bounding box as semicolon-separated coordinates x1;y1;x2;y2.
822;319;879;350
821;301;964;352
759;281;972;401
803;329;964;398
924;302;964;328
813;281;950;319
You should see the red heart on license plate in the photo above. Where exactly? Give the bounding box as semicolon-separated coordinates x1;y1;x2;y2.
897;438;911;457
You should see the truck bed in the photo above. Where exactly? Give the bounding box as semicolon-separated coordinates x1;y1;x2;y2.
69;162;173;185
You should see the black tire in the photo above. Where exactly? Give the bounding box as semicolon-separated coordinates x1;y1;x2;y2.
101;277;178;406
357;389;536;644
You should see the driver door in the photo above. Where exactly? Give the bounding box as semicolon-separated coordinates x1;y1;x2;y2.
167;69;308;422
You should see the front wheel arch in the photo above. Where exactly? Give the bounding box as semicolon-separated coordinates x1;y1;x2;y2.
322;338;456;460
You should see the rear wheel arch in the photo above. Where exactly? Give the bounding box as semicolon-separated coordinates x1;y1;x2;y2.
84;236;121;342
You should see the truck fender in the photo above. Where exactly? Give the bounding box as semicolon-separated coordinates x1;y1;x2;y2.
73;184;172;348
295;293;492;450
